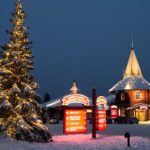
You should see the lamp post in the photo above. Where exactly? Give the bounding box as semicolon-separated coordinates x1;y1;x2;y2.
124;132;131;147
92;88;96;139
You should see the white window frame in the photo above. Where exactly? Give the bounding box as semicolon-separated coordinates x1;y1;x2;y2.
135;91;141;100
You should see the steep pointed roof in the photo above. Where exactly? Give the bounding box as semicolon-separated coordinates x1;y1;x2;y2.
124;49;143;78
69;80;80;94
109;47;150;93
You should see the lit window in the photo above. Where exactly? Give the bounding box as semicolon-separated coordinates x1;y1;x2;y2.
121;93;125;101
135;91;141;100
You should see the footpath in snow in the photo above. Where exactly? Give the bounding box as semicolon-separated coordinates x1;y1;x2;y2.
0;134;150;150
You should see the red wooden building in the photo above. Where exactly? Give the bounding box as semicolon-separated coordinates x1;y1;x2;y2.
109;45;150;121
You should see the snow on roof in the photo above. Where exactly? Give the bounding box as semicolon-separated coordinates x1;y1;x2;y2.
106;95;116;104
109;76;150;93
41;94;115;108
126;103;150;110
109;48;150;93
41;95;92;108
41;98;62;108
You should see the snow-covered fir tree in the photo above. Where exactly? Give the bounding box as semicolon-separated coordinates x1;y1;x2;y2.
0;0;52;142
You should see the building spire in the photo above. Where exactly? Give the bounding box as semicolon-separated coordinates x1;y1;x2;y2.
124;49;143;78
69;80;80;94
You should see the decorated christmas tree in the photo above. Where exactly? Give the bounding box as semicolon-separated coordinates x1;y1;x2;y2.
0;0;52;142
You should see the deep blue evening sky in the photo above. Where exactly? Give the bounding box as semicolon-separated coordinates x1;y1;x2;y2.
0;0;150;99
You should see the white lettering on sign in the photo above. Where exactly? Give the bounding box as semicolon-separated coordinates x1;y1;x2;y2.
111;106;118;119
64;109;87;134
69;116;81;120
62;94;90;106
112;111;117;115
69;122;80;125
66;111;80;115
96;110;107;131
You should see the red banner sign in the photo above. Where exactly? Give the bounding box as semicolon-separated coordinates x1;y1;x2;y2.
111;106;118;119
64;109;87;134
96;110;107;131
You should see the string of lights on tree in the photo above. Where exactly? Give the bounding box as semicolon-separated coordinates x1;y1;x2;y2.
0;0;51;142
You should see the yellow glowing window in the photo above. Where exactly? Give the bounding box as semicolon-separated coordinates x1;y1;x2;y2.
135;91;141;100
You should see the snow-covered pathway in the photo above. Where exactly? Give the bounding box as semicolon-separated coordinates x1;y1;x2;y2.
1;124;150;150
0;134;150;150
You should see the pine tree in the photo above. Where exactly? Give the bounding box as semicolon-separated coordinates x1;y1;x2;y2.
44;93;51;103
0;0;52;142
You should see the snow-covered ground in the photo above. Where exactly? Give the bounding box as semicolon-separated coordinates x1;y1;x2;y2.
0;124;150;150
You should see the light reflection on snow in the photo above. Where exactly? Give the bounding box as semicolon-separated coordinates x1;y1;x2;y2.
52;134;150;150
0;134;150;150
53;134;101;143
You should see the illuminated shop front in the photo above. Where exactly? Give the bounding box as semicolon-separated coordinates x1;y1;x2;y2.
42;80;109;124
42;80;91;122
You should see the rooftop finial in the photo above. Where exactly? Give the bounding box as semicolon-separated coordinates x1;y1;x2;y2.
70;80;79;94
73;68;77;81
131;34;134;49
